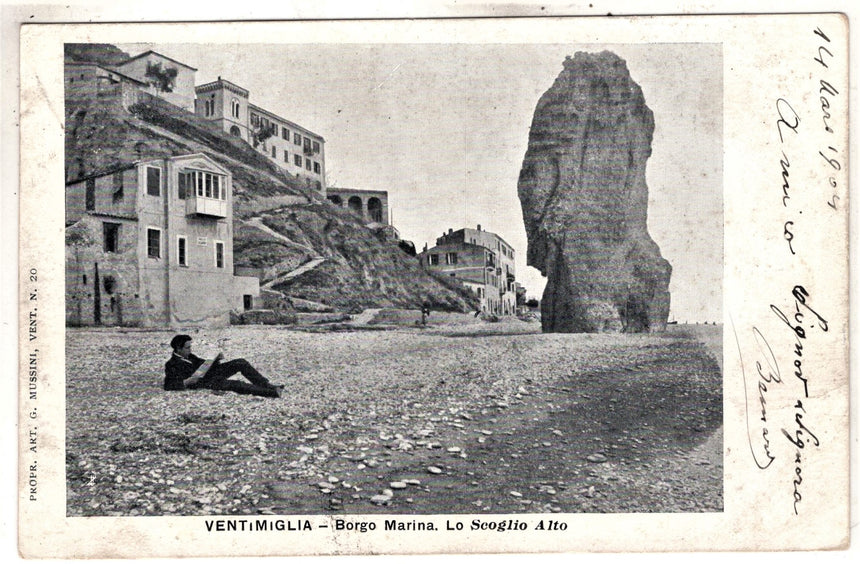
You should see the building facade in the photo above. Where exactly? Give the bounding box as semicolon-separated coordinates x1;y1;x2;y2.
326;187;399;240
418;225;518;315
112;51;198;112
65;62;148;102
194;78;326;194
65;153;259;327
65;52;326;194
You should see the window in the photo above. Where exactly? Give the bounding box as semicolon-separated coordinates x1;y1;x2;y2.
146;166;161;196
272;146;277;158
183;170;225;200
446;252;458;265
147;228;161;259
103;222;120;253
112;172;124;202
205;96;215;117
177;172;187;199
294;154;302;167
312;141;320;153
231;98;240;119
294;132;301;145
270;123;277;135
243;295;253;310
284;152;290;163
282;127;289;140
250;112;259;127
305;158;312;171
429;254;439;265
313;161;321;174
214;241;224;268
85;178;95;211
177;236;187;266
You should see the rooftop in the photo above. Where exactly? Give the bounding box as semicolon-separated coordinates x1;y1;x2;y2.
247;103;325;142
195;77;250;97
117;50;198;71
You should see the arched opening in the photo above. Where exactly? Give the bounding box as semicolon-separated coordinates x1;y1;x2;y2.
327;195;343;205
229;125;241;138
367;197;383;223
348;196;363;216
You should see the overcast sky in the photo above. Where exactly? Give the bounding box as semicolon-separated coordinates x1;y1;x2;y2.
120;42;722;322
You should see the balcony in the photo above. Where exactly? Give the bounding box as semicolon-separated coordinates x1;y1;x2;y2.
186;195;227;218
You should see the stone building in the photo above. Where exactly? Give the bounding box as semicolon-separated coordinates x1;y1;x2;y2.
418;225;518;315
325;187;398;239
65;62;149;104
65;153;259;327
194;78;326;194
112;50;198;112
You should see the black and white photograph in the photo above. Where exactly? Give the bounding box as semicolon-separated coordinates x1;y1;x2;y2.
13;13;849;558
62;40;723;517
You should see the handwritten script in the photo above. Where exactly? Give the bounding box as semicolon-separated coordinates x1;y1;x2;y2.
739;26;840;516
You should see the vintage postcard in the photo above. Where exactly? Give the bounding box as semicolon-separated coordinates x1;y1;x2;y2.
17;14;849;557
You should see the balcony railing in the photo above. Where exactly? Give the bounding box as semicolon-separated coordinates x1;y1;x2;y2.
186;195;227;218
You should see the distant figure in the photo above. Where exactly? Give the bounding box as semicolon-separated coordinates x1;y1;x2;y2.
164;334;282;398
420;304;431;326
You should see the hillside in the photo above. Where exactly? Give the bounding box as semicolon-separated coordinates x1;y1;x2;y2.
65;85;477;313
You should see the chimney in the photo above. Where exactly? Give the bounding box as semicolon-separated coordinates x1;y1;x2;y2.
448;228;453;235
423;243;428;252
477;224;482;231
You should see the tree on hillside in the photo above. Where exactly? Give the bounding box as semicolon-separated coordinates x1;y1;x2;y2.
252;124;273;149
145;61;178;95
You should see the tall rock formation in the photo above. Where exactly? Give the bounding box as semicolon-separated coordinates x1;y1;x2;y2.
518;51;671;333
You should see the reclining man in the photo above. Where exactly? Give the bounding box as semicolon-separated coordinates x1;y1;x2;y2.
164;334;283;398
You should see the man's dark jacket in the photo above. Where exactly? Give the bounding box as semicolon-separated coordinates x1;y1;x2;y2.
164;353;205;390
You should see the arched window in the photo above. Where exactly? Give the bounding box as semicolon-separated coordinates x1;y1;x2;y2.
367;197;383;223
229;125;241;138
348;196;363;216
231;98;240;119
327;195;343;206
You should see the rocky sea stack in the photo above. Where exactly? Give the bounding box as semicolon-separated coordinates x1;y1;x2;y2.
518;51;672;333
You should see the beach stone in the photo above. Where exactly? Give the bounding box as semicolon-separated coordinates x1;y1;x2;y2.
370;494;391;505
427;466;443;474
517;51;672;333
586;453;608;463
390;482;408;490
510;491;523;497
